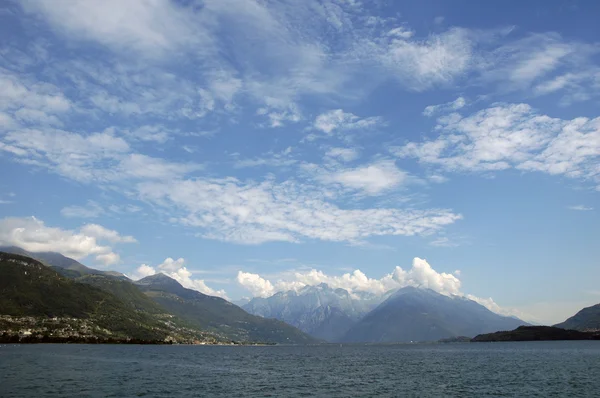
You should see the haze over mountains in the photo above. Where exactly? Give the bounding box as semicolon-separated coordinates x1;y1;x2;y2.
1;246;598;344
555;304;600;332
243;283;386;341
244;283;529;342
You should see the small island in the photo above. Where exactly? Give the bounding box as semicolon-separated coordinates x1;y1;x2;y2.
472;326;600;342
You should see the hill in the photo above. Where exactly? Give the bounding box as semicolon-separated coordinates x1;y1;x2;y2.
472;326;600;342
0;252;192;342
341;286;527;343
554;303;600;332
136;273;319;344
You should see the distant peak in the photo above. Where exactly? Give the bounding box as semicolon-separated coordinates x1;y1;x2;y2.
136;272;181;287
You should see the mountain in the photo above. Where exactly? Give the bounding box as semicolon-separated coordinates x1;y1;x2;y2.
554;303;600;331
472;326;600;342
243;283;381;341
0;248;317;344
136;273;319;344
342;286;528;343
0;246;127;279
0;251;212;343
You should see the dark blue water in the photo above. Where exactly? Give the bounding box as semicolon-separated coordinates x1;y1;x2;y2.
1;342;599;397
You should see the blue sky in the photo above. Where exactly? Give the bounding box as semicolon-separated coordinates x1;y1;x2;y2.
0;0;598;324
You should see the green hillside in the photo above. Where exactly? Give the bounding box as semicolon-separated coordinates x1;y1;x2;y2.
554;304;600;331
0;252;222;343
136;274;319;344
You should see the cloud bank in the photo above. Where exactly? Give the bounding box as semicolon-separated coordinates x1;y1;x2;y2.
0;216;134;265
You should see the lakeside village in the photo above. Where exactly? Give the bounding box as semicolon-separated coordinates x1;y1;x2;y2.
0;315;269;345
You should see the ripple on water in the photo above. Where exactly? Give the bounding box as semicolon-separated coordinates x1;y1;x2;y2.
1;342;600;397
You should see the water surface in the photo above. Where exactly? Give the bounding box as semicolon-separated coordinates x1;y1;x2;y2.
1;342;599;397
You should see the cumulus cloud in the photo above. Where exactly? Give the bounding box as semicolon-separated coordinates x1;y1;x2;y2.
237;257;462;298
131;257;228;299
0;216;134;266
236;272;275;298
131;264;156;280
237;257;527;318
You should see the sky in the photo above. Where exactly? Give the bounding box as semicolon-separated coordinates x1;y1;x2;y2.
0;0;599;325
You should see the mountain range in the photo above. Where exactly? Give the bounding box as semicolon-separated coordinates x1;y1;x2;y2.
243;283;384;341
244;284;529;342
341;286;527;342
2;246;598;344
0;247;317;344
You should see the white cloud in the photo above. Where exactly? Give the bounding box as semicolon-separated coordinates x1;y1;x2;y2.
237;257;527;319
61;201;104;218
118;154;202;181
314;109;384;135
312;160;409;195
429;237;459;247
131;264;156;280
0;216;133;266
377;27;474;90
394;103;600;188
80;224;137;243
236;271;275;298
132;257;228;299
137;178;461;245
387;27;414;39
233;148;297;169
0;68;71;115
20;0;209;58
95;252;121;266
423;97;466;117
156;257;186;272
124;125;171;143
481;33;600;102
238;257;462;298
568;205;593;211
428;175;449;184
90;92;142;115
325;147;359;162
0;127;129;182
0;127;200;183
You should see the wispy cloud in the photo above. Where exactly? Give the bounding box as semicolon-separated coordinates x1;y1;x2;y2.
137;178;461;245
313;109;384;136
423;97;467;117
568;205;593;211
61;200;104;218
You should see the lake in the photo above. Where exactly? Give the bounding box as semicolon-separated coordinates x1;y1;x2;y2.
1;342;599;397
